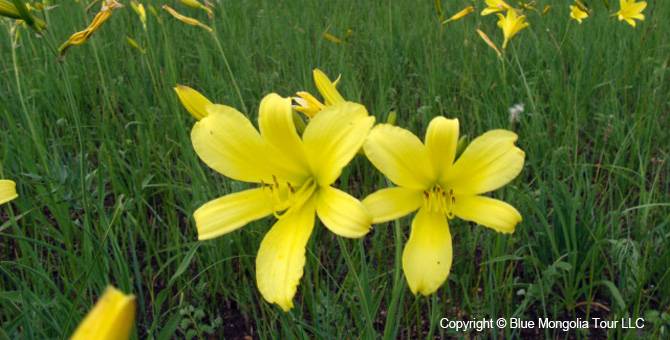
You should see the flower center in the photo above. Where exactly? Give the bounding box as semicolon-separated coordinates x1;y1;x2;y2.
261;176;316;218
423;184;456;219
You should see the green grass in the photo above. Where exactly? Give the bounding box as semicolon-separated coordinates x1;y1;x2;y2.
1;0;669;338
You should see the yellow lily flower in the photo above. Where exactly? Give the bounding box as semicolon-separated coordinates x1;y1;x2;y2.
570;5;589;24
293;69;344;118
58;0;123;55
191;93;374;311
442;6;474;24
496;9;529;50
70;286;135;340
162;5;213;33
481;0;513;16
174;84;213;121
362;117;524;295
615;0;646;27
0;180;18;205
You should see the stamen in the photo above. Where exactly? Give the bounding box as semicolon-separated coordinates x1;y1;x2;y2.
424;185;456;218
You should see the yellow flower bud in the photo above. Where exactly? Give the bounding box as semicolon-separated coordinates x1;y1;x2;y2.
179;0;213;16
162;5;213;33
174;84;213;120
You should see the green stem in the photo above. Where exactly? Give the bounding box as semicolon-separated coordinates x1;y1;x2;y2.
210;23;247;114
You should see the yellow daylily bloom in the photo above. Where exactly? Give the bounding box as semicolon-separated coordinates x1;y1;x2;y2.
363;117;524;295
191;93;374;311
476;29;502;59
442;6;474;24
130;1;146;30
292;69;344;118
570;5;589;24
0;180;18;205
70;286;135;340
481;0;514;16
174;84;213;121
542;5;551;15
496;9;529;50
615;0;646;27
180;0;213;16
58;0;123;55
162;5;213;33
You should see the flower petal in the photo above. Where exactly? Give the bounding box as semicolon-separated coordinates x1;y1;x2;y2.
70;286;135;340
445;130;524;195
256;200;316;311
364;124;434;189
313;69;344;106
0;180;18;205
425;117;459;183
454;195;521;233
362;187;423;224
316;186;371;238
258;93;310;178
302;101;374;186
402;207;453;295
191;104;306;184
194;188;274;240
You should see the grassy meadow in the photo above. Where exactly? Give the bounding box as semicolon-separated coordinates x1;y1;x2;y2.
1;0;669;338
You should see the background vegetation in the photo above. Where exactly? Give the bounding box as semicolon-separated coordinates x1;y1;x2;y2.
1;0;668;338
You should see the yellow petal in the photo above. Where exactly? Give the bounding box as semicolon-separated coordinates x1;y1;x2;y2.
174;84;213;121
316;186;371;238
364;124;434;189
446;130;524;195
194;188;274;240
190;104;278;183
313;69;345;106
70;286;135;340
402;207;452;295
454;195;521;233
256;200;316;311
258;93;310;177
425;117;459;182
362;187;423;224
302;101;374;186
0;180;18;205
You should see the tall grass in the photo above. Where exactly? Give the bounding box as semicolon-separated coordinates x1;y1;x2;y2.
1;0;668;338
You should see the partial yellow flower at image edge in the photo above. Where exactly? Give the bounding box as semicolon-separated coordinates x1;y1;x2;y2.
190;93;374;311
70;286;135;340
0;180;18;205
362;117;524;295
